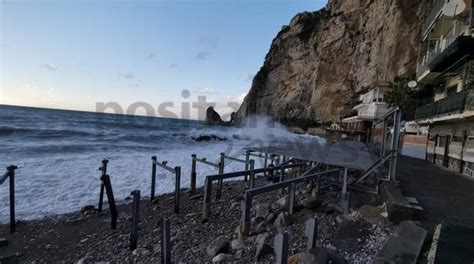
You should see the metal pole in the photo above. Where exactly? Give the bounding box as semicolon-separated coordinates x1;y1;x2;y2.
288;183;296;216
151;156;157;201
216;153;225;199
130;190;140;250
240;191;252;237
202;177;212;221
381;121;387;158
161;217;171;264
102;174;118;230
249;160;255;189
190;154;197;193
389;109;401;181
7;165;17;233
305;218;318;250
274;232;289;264
98;159;108;213
174;166;181;214
263;153;268;177
244;150;250;181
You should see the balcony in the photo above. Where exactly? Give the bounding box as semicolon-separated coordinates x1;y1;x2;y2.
415;88;474;120
422;0;446;38
417;20;473;81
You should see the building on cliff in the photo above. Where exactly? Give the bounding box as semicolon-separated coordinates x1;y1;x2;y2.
340;85;391;142
413;0;474;177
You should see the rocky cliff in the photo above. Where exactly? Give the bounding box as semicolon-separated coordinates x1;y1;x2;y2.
236;0;426;127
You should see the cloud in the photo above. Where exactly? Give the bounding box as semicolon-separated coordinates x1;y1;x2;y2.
41;63;58;71
146;52;157;60
119;72;135;79
194;52;211;60
194;87;217;95
198;35;219;49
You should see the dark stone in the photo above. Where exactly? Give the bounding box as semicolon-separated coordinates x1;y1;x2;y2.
206;236;230;257
380;182;413;223
0;254;18;264
332;220;371;252
205;106;225;125
80;205;96;214
0;238;9;248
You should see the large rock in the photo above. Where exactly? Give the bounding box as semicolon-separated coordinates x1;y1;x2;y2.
212;253;233;263
205;106;225;125
235;1;426;125
380;182;413;223
206;236;230;257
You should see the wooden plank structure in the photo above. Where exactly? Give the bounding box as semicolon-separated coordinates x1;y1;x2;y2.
0;165;18;233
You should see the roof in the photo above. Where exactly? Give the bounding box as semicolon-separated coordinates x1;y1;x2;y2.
246;139;378;171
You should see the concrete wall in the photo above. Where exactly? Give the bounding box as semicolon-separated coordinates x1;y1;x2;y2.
427;119;474;176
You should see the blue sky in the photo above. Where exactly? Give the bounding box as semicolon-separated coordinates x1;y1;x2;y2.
1;0;326;119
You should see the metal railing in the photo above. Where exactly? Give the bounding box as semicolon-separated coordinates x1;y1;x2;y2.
414;88;472;120
417;18;470;77
1;165;18;233
422;0;446;38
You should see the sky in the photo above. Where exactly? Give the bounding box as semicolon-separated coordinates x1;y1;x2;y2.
1;0;326;120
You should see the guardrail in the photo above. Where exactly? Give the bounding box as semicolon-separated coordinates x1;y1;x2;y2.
190;154;224;198
1;165;17;233
239;169;340;236
201;161;307;221
151;157;181;213
415;89;469;120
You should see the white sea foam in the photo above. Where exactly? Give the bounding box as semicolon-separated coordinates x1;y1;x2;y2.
0;115;322;223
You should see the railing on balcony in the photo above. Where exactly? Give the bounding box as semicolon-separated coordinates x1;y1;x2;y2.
415;87;474;120
422;0;446;38
417;18;470;77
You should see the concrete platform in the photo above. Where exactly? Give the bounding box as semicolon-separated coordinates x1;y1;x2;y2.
375;222;427;264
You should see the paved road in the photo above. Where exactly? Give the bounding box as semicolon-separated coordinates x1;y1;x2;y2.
397;155;474;229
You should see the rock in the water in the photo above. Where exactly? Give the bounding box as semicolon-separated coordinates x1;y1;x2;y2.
231;239;245;251
205;106;225;125
132;248;151;256
212;253;233;263
300;196;323;209
273;212;292;229
206;236;230;257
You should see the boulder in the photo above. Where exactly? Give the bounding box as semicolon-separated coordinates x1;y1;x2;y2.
212;253;233;263
273;212;293;229
206;236;230;257
275;196;288;209
80;205;96;214
255;203;270;218
255;233;272;260
231;239;245;251
300;196;323;209
132;248;151;256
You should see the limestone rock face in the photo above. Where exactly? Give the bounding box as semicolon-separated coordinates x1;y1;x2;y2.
236;0;426;125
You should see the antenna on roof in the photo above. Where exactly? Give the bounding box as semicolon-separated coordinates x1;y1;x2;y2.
442;0;467;17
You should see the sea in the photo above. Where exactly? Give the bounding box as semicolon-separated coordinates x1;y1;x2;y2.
0;105;319;222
